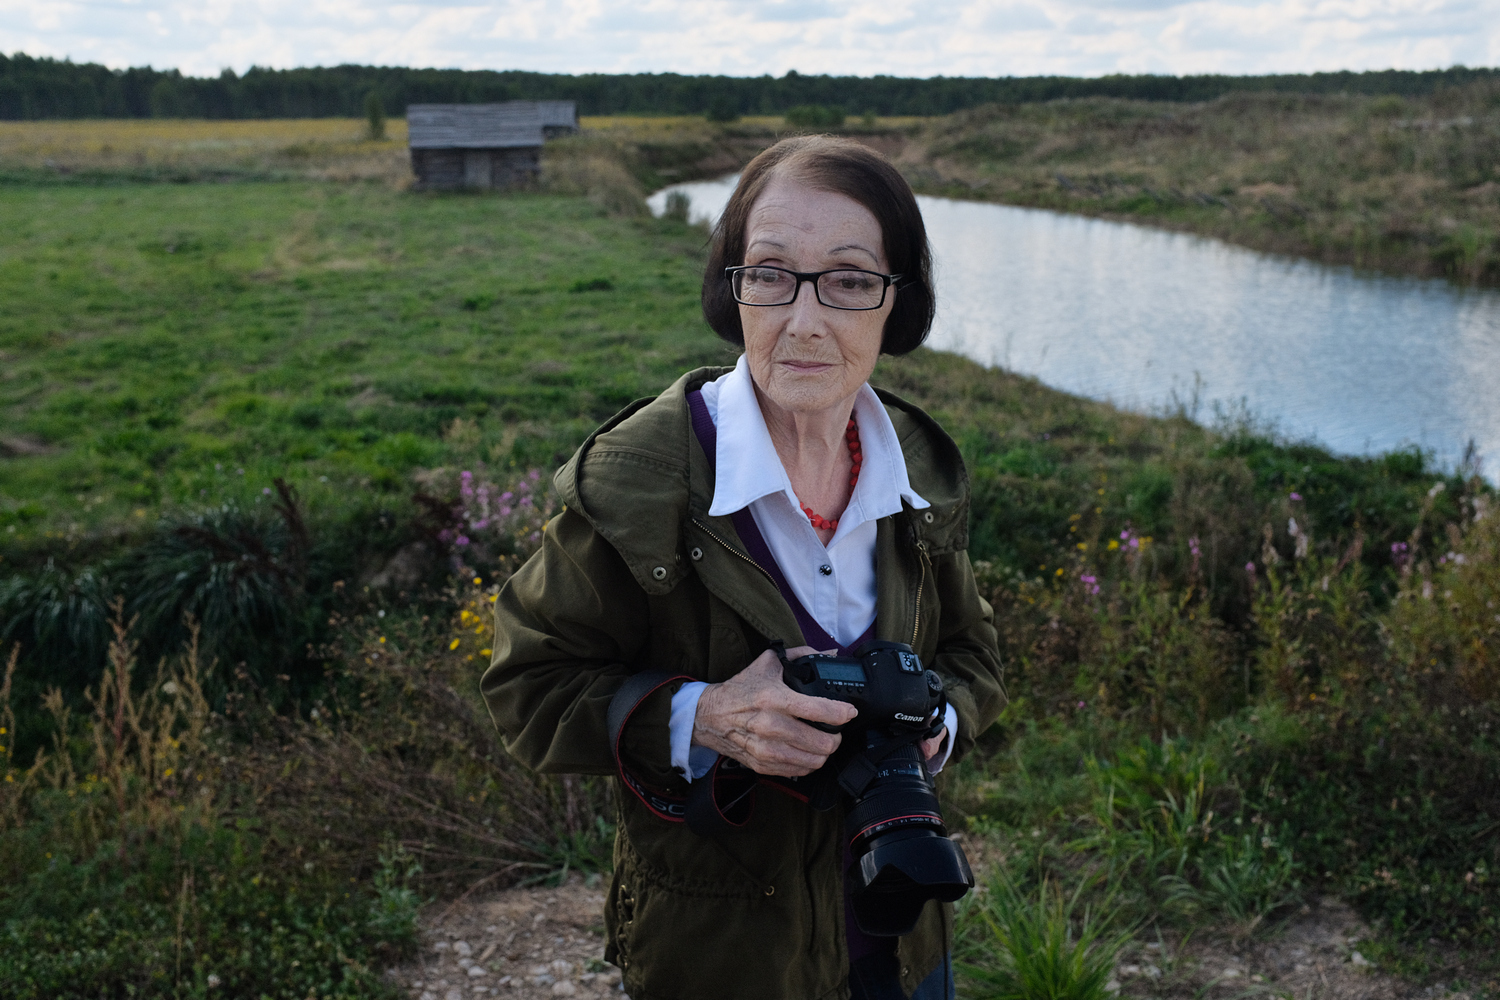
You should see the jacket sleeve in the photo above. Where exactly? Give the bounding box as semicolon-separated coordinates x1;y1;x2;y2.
928;547;1005;765
482;508;684;787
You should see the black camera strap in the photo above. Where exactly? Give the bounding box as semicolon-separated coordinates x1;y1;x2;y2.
686;756;757;833
606;670;695;823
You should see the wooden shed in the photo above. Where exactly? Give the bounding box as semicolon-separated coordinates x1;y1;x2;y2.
406;101;577;190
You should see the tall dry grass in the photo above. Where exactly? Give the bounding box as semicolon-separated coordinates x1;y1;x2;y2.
901;83;1500;282
0;602;212;842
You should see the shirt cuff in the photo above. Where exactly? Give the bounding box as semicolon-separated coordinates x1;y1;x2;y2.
925;702;960;775
669;681;716;782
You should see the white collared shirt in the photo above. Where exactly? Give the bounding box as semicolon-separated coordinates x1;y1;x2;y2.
668;356;957;779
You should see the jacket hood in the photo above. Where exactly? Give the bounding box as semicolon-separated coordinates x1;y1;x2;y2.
554;366;970;597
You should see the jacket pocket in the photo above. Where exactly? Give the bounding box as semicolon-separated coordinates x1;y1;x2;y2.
609;827;838;1000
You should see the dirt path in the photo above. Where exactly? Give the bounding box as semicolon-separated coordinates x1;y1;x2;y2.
1118;897;1465;1000
392;877;619;1000
390;876;1459;1000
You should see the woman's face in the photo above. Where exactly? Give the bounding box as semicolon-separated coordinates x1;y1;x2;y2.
739;175;893;416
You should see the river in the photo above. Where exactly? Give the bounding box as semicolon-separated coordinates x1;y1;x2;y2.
648;175;1500;476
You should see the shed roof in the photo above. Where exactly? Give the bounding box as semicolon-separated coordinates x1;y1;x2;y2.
407;103;545;150
535;100;579;129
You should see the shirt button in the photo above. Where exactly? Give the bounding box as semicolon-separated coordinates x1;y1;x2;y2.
652;566;668;581
690;547;704;561
819;564;832;576
923;511;935;524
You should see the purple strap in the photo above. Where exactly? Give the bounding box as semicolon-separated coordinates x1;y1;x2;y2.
687;388;888;960
686;390;874;656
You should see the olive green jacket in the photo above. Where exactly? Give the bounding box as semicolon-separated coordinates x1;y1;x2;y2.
482;367;1005;1000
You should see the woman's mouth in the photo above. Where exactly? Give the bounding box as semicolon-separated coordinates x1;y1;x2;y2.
778;359;835;373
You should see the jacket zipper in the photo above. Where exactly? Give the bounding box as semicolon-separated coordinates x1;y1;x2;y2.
698;514;929;647
691;518;777;586
912;539;928;647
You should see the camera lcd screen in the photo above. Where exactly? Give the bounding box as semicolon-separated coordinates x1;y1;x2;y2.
815;661;866;684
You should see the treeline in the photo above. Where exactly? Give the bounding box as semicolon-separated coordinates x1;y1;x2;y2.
2;51;1498;120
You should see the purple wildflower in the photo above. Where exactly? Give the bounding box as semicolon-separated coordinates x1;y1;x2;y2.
1290;492;1302;501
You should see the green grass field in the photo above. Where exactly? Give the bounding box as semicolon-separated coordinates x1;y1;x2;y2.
2;174;1498;998
0;183;723;544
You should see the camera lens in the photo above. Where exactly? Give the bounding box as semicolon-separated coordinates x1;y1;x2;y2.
844;735;973;937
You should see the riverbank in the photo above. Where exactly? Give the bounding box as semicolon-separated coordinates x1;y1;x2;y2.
896;84;1500;286
575;88;1500;287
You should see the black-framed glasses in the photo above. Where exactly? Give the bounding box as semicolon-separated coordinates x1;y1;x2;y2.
724;266;902;311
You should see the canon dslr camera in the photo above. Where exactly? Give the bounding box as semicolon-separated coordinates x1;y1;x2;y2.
775;640;974;937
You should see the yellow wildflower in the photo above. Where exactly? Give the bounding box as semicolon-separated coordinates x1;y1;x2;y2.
449;638;461;650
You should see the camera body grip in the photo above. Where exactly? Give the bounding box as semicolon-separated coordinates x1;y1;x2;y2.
773;640;944;736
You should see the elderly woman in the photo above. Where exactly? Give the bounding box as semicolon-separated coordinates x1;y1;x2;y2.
483;135;1005;1000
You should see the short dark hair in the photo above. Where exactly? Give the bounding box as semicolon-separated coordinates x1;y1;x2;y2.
701;135;935;356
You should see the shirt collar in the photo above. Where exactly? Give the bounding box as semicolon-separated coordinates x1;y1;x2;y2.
702;355;929;530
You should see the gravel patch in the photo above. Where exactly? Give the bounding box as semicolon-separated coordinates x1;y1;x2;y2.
389;875;622;1000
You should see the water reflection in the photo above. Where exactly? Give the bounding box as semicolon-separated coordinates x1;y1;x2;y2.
648;177;1500;474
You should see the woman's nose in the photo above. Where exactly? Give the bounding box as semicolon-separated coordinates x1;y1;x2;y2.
783;278;826;336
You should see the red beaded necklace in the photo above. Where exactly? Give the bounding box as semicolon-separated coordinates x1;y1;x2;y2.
799;418;862;532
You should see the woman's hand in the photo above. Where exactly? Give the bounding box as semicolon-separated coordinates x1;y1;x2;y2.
692;646;858;777
919;726;949;764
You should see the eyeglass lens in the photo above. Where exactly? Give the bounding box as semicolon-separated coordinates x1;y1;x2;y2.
733;268;887;310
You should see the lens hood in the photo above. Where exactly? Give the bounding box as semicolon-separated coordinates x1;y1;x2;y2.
850;830;974;937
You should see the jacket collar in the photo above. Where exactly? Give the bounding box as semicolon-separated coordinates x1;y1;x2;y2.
702;355;929;538
554;366;970;603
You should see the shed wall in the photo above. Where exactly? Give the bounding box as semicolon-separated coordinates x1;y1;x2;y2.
411;147;540;190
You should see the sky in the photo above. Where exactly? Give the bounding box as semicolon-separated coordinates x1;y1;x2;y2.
2;0;1496;80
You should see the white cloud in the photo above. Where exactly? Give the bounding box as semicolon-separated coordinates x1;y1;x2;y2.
0;0;1493;78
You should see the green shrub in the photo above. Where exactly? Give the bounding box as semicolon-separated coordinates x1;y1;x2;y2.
364;91;386;141
0;621;415;999
663;190;691;223
127;481;309;684
0;822;410;1000
957;871;1130;1000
